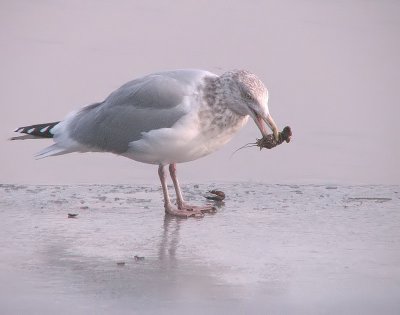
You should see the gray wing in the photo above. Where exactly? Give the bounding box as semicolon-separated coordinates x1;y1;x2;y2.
67;71;203;153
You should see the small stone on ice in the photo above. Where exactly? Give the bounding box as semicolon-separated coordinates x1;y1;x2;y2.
134;255;145;261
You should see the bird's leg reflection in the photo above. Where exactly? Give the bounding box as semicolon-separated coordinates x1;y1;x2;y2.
158;215;182;264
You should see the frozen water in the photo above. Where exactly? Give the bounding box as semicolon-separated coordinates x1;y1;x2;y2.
0;183;399;314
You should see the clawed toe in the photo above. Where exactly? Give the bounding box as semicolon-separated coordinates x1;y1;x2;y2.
165;207;204;218
164;203;216;218
180;203;217;213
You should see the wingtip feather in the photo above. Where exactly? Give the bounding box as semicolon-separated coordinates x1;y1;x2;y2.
9;134;41;141
34;144;68;159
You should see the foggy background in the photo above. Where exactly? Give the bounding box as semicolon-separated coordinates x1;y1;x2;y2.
1;0;399;185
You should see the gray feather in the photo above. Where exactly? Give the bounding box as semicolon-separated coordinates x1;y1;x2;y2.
68;72;197;153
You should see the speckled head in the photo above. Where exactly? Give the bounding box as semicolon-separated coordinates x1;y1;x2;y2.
221;70;279;140
230;70;268;105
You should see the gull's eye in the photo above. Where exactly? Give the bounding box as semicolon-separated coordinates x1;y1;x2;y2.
244;93;253;101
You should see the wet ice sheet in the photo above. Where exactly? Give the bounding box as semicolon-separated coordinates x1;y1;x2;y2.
0;183;399;314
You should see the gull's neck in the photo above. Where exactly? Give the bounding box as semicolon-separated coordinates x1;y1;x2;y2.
202;70;245;112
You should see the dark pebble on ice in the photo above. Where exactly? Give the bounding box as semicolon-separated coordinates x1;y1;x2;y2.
134;255;145;261
117;261;126;266
68;213;78;218
326;186;337;190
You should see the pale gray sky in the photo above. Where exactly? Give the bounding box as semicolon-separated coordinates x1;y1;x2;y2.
1;0;399;184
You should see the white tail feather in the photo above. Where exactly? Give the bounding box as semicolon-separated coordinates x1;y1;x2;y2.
35;144;69;159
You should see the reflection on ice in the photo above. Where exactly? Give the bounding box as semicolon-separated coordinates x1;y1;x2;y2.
0;183;399;314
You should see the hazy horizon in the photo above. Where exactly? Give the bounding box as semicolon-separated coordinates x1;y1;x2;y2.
1;0;399;185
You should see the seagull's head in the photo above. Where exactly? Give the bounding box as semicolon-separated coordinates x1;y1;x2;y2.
228;70;279;141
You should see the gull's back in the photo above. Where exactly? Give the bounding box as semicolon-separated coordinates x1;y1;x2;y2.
35;69;216;159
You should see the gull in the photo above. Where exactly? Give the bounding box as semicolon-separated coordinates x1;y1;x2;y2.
12;69;279;217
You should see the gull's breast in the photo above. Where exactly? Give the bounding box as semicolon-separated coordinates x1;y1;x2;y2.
122;104;248;165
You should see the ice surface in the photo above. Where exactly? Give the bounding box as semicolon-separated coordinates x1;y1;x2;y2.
0;183;399;314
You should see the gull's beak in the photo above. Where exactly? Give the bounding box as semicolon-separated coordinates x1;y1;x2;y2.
264;113;279;141
252;110;279;141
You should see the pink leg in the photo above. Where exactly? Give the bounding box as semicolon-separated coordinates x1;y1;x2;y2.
168;163;185;209
168;163;216;213
158;164;202;218
158;164;172;208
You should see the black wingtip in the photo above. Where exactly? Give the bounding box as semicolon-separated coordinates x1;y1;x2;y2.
12;121;60;138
